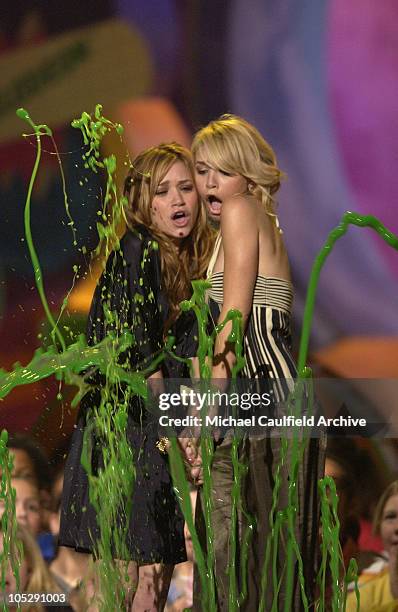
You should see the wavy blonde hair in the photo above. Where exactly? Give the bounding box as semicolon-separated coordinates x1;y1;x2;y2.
192;114;284;218
124;143;214;326
2;523;59;612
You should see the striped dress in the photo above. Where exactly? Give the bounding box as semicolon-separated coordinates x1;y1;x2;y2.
206;229;297;399
194;233;325;611
208;271;297;400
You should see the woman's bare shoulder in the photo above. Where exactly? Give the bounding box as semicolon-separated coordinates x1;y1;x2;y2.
221;194;258;226
220;196;259;253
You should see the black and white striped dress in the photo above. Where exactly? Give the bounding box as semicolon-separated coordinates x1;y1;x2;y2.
206;225;297;403
195;233;324;611
208;271;297;399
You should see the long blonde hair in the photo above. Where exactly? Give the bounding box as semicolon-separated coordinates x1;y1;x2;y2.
2;523;59;612
192;114;284;218
124;143;214;326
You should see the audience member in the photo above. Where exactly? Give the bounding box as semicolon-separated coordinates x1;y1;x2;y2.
12;476;42;537
326;438;385;566
0;477;42;537
7;433;54;559
346;481;398;611
1;522;73;611
7;434;52;492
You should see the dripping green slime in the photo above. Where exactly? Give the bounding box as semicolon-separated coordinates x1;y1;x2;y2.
0;107;397;611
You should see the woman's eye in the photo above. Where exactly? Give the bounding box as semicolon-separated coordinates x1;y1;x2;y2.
195;168;207;175
181;185;193;192
220;169;232;176
27;502;40;513
155;190;167;196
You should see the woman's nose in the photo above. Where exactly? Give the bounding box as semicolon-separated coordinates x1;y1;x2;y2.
171;184;190;204
171;191;185;205
206;170;217;188
16;502;27;525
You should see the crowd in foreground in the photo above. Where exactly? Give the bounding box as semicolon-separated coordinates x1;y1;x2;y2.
2;434;398;611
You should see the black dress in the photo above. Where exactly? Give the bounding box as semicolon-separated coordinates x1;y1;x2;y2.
59;226;193;565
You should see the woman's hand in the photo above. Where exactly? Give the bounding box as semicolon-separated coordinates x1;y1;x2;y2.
177;434;203;485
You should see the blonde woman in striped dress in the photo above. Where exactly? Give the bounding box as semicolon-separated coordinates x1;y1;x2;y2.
190;115;325;611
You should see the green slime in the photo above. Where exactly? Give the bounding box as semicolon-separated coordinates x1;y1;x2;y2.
1;107;397;610
179;288;249;611
0;432;23;612
71;104;126;259
298;212;398;374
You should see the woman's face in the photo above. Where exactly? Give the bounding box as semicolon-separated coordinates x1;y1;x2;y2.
9;449;36;481
12;478;42;536
380;493;398;554
194;154;248;222
150;160;198;239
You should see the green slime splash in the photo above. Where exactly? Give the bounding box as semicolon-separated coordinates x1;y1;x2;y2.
15;108;66;352
0;432;23;612
179;285;249;611
298;212;398;375
1;108;397;610
71;104;126;259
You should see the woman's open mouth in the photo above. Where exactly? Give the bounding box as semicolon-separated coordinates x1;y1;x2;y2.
171;210;190;227
207;195;222;215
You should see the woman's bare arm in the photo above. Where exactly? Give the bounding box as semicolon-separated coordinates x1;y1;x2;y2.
185;198;259;484
212;196;258;383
